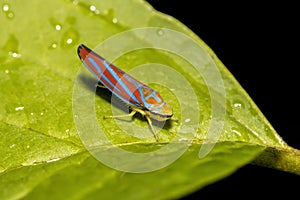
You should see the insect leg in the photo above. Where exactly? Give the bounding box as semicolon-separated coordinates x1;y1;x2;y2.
103;110;137;119
145;116;159;142
171;118;179;123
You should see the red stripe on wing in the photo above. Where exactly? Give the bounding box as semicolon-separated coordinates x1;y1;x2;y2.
78;44;144;106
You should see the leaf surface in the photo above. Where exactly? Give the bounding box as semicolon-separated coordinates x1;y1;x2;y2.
0;0;296;199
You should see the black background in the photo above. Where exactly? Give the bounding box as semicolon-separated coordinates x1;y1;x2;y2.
146;1;299;199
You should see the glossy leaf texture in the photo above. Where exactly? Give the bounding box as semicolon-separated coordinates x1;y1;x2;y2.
0;0;298;199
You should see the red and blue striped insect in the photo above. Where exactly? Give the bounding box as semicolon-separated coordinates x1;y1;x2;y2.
77;44;173;141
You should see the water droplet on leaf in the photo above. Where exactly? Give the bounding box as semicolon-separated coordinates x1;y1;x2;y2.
55;24;62;31
2;3;9;12
157;28;164;36
66;38;73;44
15;106;24;111
89;5;96;12
178;138;188;142
112;17;118;24
9;51;21;58
7;11;14;19
185;118;191;123
3;34;20;57
61;28;80;48
2;4;14;19
233;102;242;108
49;42;58;49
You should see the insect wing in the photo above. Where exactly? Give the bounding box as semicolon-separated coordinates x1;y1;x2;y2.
78;44;147;107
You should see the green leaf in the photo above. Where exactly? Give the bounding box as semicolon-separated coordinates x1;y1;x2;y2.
0;0;299;199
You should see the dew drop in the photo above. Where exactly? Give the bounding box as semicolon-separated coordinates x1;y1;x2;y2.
40;112;44;116
49;42;58;49
88;4;100;15
230;96;249;112
185;118;191;123
2;3;9;12
4;34;19;57
2;4;14;19
49;18;63;32
5;69;9;74
65;129;70;133
61;28;80;48
89;5;96;12
7;11;14;19
55;24;62;31
178;137;188;142
233;103;242;108
66;38;73;44
30;112;34;116
26;145;30;149
15;106;24;111
157;28;164;36
9;144;16;148
112;17;118;24
9;51;21;58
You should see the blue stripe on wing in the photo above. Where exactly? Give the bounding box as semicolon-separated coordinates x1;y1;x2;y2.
87;58;121;92
102;60;140;104
83;57;142;107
